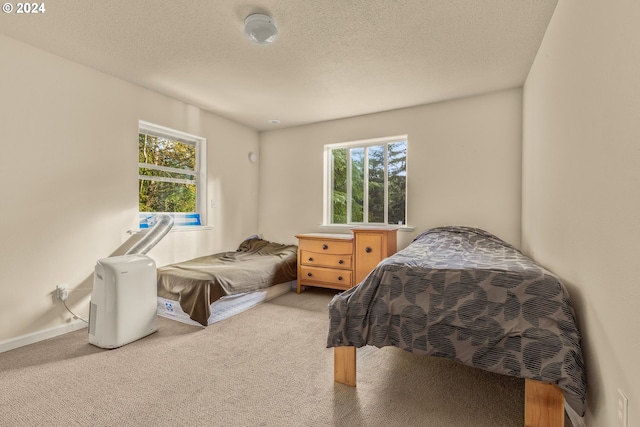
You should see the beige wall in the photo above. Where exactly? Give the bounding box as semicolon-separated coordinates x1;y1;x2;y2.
0;35;260;343
522;1;640;426
258;88;523;250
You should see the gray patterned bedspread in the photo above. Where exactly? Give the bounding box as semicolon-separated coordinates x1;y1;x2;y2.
327;226;586;416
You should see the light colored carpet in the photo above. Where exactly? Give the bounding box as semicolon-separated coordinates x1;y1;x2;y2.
0;288;570;426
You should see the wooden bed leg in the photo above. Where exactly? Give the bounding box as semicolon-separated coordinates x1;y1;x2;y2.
525;378;565;427
334;346;356;387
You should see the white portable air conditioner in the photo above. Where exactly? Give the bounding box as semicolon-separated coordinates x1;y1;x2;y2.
89;254;158;349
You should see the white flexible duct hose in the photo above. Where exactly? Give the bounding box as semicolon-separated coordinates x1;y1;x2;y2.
124;214;174;255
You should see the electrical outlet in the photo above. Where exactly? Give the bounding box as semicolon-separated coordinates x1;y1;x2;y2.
617;389;628;427
56;285;68;301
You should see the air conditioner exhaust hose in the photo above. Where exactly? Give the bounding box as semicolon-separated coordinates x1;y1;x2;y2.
124;214;174;255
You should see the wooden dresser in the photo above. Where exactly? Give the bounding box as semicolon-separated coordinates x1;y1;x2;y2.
296;228;397;293
296;233;353;293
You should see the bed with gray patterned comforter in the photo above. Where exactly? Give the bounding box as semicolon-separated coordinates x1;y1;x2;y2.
327;226;586;417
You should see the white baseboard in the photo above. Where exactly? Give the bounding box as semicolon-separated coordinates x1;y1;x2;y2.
0;320;87;354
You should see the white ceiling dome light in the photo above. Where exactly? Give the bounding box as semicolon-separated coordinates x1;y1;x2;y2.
244;13;278;45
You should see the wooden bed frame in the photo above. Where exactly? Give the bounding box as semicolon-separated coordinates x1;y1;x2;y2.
334;346;565;427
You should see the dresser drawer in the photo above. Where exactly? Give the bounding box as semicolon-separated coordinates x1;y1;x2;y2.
298;239;353;255
300;250;352;269
300;266;352;288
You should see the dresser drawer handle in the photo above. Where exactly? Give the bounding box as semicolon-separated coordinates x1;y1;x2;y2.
307;272;312;277
338;259;344;264
365;247;372;253
308;257;313;261
337;276;343;281
322;244;328;250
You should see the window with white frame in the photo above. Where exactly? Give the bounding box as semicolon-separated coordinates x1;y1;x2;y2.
138;121;206;228
324;135;407;226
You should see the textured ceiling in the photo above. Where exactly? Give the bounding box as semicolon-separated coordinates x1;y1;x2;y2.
0;0;558;130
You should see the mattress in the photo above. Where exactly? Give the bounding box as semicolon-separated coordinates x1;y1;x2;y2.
157;281;294;326
157;237;298;325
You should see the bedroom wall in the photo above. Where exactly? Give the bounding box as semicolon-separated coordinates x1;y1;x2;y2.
258;88;523;251
0;35;260;344
522;1;640;426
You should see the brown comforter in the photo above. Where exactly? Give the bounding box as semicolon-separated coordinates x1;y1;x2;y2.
157;238;297;326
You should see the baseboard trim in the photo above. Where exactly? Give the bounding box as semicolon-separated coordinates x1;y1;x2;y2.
0;320;87;354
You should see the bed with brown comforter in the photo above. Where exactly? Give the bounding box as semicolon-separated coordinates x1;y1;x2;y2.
157;237;297;326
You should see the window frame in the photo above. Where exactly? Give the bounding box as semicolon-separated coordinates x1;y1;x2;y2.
323;135;408;227
138;120;207;227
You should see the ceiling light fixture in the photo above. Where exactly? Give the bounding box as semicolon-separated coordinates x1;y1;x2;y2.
244;13;278;45
268;119;281;125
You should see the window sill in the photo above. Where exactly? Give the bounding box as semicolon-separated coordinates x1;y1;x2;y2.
127;225;214;235
319;224;414;232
